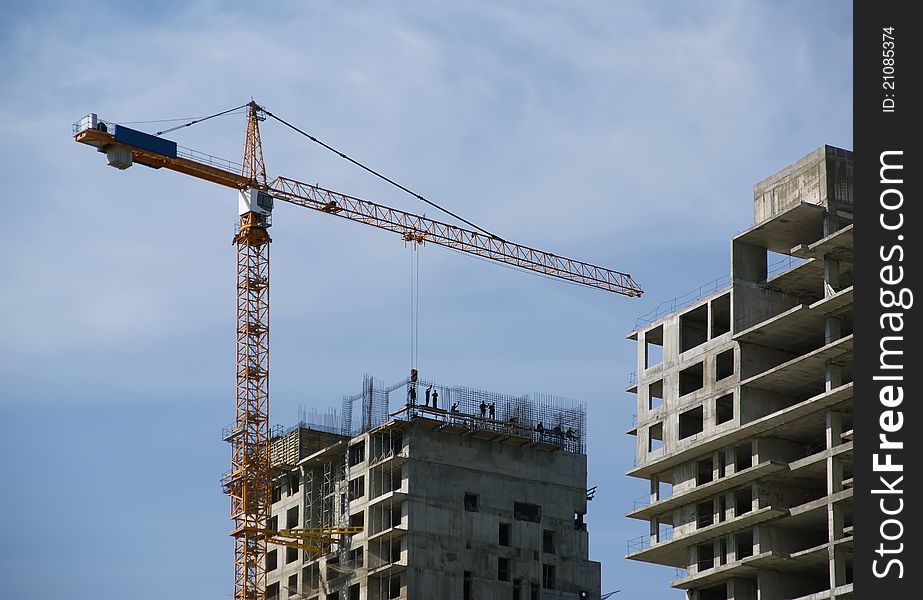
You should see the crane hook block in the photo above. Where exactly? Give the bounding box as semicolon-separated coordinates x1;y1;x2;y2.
238;187;274;217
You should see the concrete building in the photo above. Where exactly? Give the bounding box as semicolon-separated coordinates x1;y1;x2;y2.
265;378;601;600
625;146;854;600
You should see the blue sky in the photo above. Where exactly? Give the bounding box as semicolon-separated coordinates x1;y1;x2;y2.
0;1;851;598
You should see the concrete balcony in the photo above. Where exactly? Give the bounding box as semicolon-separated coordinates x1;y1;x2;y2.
626;505;786;567
627;460;786;521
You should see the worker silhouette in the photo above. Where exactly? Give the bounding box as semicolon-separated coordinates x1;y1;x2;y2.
553;424;563;438
479;400;487;417
488;402;496;420
565;427;577;440
408;385;416;405
536;422;544;434
451;401;460;413
432;389;438;409
425;386;432;407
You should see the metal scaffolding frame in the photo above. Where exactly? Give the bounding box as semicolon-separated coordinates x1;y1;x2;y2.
367;426;406;600
290;374;588;456
400;378;587;454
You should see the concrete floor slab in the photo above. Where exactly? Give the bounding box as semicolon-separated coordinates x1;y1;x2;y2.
733;203;826;253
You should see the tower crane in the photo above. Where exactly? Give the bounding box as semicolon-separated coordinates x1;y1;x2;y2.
73;102;642;600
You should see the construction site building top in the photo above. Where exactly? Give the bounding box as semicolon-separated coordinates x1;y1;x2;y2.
281;375;588;456
393;403;585;455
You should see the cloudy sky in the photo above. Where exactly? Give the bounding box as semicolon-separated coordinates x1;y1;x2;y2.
0;1;850;598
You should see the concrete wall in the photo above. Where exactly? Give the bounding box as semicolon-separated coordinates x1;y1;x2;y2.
634;291;739;469
753;145;854;224
405;424;599;599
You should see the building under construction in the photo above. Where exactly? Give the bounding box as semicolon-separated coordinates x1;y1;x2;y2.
264;376;600;600
625;146;854;599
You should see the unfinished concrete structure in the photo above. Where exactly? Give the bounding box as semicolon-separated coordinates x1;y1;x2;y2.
265;377;600;600
625;146;854;600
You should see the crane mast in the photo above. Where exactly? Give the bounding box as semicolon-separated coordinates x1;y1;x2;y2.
227;102;273;600
72;103;643;600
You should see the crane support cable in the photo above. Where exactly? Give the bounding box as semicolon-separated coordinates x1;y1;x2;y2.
119;113;245;126
155;103;250;136
260;107;505;241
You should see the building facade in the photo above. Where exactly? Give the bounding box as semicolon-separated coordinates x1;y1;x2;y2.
265;380;601;600
625;146;854;600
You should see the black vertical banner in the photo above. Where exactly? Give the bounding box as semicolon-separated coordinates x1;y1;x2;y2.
854;1;921;596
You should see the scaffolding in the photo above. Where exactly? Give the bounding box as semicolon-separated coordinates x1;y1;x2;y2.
285;374;587;455
398;378;587;454
366;425;406;600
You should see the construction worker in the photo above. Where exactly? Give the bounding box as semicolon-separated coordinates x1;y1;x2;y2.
488;402;496;420
408;385;416;405
425;386;432;407
479;400;487;417
451;401;460;413
536;422;544;434
565;427;577;440
432;389;438;409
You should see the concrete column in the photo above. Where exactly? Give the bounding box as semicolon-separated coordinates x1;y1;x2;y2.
651;475;660;503
824;210;840;237
826;410;846;596
707;301;714;342
824;256;840;298
825;317;842;345
689;543;700;575
729;576;758;600
825;359;843;392
831;544;847;588
733;241;768;283
825;411;843;451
